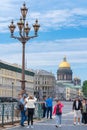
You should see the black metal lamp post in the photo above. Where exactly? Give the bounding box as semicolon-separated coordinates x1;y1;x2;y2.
9;3;40;95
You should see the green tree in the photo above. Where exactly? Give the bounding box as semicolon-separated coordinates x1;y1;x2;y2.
82;80;87;97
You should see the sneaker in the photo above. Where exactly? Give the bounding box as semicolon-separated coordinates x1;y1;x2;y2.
59;125;61;127
78;122;80;125
74;122;76;125
21;124;25;127
27;125;30;128
31;125;34;128
55;125;58;128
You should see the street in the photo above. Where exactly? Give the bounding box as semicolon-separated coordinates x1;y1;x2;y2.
5;101;87;130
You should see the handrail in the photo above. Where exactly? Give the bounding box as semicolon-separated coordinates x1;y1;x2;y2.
0;102;43;127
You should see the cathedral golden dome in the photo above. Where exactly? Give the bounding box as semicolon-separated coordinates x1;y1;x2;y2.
59;57;70;68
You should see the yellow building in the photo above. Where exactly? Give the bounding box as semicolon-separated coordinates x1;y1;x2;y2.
0;60;35;97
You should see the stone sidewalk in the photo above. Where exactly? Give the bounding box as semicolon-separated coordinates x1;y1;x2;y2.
2;118;87;130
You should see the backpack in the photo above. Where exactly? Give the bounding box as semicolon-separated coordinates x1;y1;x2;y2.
56;104;61;115
18;102;24;111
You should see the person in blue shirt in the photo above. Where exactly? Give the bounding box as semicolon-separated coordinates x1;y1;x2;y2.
46;96;53;119
20;94;27;126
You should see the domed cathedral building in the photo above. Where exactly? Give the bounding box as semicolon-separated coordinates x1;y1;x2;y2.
55;57;82;101
57;57;72;82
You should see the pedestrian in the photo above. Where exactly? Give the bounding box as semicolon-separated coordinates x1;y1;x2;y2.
46;96;53;119
15;94;22;117
53;99;64;128
72;97;82;125
86;99;87;124
81;98;87;125
42;96;47;118
25;95;37;128
19;94;27;127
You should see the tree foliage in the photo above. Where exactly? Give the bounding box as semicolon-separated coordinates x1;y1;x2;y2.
82;80;87;97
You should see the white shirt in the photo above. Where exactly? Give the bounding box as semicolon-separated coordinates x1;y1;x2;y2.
26;97;37;108
76;101;78;109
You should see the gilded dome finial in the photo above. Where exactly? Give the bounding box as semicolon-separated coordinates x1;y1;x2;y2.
63;56;66;61
59;56;70;68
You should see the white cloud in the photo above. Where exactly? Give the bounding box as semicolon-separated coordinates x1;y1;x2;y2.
25;38;87;52
0;38;87;67
0;4;87;32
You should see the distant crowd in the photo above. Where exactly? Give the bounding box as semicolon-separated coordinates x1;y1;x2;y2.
15;94;87;128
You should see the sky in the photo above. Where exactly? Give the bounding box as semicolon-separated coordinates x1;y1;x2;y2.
0;0;87;83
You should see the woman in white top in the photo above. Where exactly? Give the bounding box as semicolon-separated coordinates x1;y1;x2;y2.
25;95;37;128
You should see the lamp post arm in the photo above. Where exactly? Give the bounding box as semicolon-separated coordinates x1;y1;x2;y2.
29;35;38;39
11;35;21;40
11;35;26;43
25;35;38;41
11;35;38;43
19;32;24;39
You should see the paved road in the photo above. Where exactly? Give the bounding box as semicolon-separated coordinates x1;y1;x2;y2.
5;101;87;130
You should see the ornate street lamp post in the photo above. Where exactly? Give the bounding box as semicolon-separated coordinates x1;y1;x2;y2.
9;3;40;95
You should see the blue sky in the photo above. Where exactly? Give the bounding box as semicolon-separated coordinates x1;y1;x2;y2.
0;0;87;83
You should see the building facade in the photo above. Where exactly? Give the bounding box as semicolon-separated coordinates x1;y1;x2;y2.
56;81;82;100
0;60;35;97
34;70;56;100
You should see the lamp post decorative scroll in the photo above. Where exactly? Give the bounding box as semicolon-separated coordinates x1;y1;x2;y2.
9;3;40;95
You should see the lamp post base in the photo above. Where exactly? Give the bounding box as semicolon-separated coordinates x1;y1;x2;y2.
19;89;26;96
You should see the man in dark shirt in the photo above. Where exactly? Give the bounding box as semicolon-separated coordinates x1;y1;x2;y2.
72;97;82;125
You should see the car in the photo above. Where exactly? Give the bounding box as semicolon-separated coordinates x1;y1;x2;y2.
0;97;19;102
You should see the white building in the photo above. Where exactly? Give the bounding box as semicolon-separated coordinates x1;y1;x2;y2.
34;70;56;100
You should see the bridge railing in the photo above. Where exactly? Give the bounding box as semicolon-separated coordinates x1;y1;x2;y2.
0;102;43;127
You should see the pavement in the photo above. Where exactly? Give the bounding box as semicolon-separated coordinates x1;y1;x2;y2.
1;101;87;130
